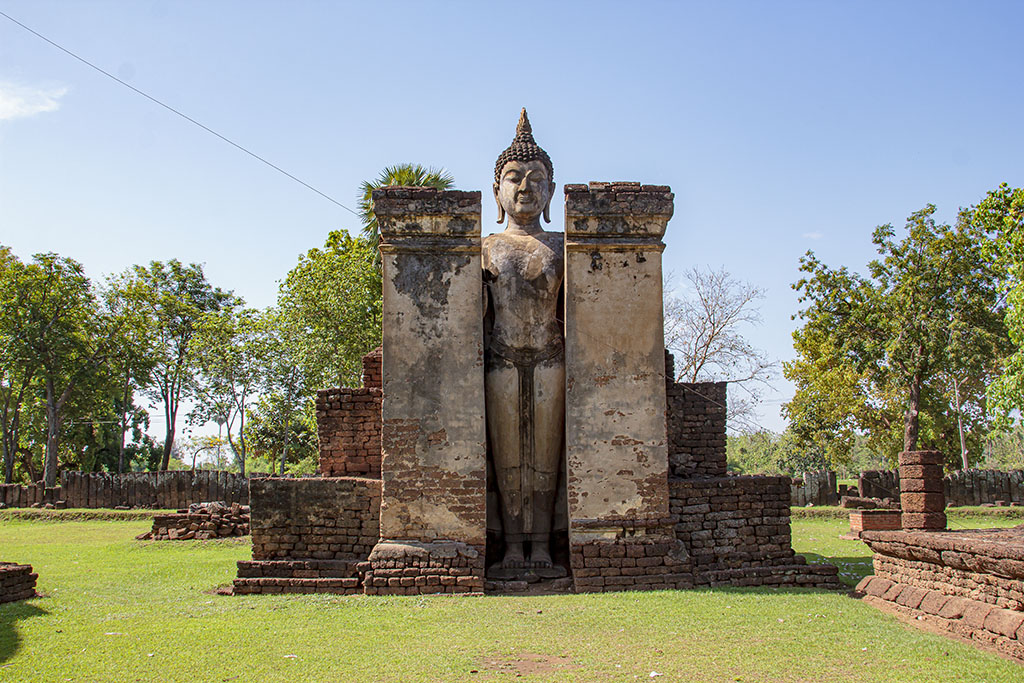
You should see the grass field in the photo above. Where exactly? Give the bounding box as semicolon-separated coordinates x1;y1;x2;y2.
1;510;1022;682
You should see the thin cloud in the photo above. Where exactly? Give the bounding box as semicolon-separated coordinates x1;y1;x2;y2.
802;231;823;240
0;82;67;121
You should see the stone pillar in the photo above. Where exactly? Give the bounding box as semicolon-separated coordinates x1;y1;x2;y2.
899;450;946;530
563;182;690;591
365;187;487;595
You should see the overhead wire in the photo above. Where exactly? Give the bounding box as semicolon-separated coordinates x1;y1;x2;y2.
0;9;360;218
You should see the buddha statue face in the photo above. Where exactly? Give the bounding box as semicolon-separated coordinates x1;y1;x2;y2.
494;159;556;227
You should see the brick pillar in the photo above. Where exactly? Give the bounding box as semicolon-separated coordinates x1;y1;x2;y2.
563;182;690;591
365;187;486;595
899;450;946;530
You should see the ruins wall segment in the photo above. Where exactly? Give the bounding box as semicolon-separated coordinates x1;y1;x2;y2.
563;182;673;530
317;348;383;478
368;187;487;593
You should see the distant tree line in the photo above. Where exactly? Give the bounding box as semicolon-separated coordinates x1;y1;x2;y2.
0;236;381;486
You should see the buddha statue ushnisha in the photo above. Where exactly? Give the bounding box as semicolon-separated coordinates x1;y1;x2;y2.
483;109;566;577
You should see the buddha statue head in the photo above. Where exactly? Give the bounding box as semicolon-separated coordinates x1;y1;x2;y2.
494;109;556;227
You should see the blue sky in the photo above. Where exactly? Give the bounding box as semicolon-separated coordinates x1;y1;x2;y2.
1;1;1022;433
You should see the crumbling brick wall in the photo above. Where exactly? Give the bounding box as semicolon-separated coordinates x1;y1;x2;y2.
664;351;727;478
670;476;840;587
234;477;382;595
248;477;380;561
0;562;37;604
317;347;383;478
859;527;1024;659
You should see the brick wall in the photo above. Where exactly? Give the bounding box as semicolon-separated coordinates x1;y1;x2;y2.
234;477;382;595
665;352;727;478
670;476;840;588
0;562;37;604
248;477;380;561
317;348;383;478
859;527;1024;659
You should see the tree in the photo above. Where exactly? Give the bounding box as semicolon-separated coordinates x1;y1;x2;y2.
0;247;37;483
784;202;1010;469
0;253;117;486
103;274;159;473
191;307;266;476
130;261;235;471
278;231;381;390
358;163;454;255
663;267;776;425
975;184;1024;425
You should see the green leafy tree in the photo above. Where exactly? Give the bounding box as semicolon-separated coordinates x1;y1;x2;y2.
103;274;159;473
976;184;1024;424
0;247;37;482
278;231;381;390
0;253;119;486
190;307;265;476
784;202;1009;469
243;396;317;475
130;260;235;471
358;163;454;255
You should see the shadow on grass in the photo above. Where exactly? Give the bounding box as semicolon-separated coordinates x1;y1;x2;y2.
0;599;47;664
800;552;875;587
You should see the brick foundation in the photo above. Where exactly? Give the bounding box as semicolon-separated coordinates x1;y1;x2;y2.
363;541;485;595
858;527;1024;660
0;562;37;604
671;476;841;589
233;477;380;595
139;502;250;541
570;528;693;592
849;509;902;535
317;348;383;478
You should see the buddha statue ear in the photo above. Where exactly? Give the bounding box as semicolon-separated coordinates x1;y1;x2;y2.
542;181;555;224
494;182;505;224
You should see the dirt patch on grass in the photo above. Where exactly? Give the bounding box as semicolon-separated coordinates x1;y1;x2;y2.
474;653;578;677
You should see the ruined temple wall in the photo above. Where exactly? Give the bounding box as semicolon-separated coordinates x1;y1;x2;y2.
670;476;841;588
317;348;383;478
248;477;380;562
859;528;1024;660
666;377;728;479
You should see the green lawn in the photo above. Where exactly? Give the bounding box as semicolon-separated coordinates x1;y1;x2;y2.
1;511;1021;682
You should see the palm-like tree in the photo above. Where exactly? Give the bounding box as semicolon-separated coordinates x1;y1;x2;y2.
359;163;455;253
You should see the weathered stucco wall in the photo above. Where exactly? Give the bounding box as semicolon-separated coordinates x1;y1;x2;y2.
374;187;486;547
563;182;673;531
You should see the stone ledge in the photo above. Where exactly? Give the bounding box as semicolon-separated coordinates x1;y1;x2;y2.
856;577;1024;661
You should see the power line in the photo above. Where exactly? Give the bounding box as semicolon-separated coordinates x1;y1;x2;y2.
0;9;360;218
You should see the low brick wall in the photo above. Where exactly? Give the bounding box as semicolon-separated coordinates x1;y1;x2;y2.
363;541;485;595
665;366;727;478
570;532;693;593
317;348;383;478
670;476;841;589
858;527;1024;660
860;468;1024;507
0;562;37;604
234;477;381;595
849;510;902;534
140;502;250;541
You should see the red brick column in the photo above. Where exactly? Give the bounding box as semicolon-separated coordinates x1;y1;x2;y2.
899;450;946;530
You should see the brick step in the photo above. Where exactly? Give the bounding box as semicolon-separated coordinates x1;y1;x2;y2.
232;576;362;595
857;576;1024;659
236;559;362;578
695;563;842;589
